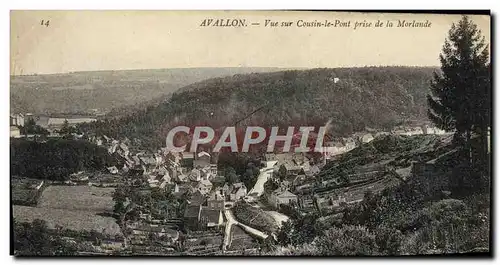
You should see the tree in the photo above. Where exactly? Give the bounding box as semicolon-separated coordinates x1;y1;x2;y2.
427;15;490;183
13;219;77;256
19;117;49;136
60;120;71;135
315;225;379;256
224;166;239;184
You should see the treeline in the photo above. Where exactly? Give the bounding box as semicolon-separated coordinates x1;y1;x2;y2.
78;66;436;149
10;139;122;181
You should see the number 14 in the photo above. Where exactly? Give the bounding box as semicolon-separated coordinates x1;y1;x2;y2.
40;20;49;27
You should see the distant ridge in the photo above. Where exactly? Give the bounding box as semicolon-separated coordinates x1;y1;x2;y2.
10;67;289;114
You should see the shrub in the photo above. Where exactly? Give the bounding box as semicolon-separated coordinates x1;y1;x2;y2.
314;225;379;256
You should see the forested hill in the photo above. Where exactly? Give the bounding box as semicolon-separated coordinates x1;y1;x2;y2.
79;67;437;149
10;67;284;115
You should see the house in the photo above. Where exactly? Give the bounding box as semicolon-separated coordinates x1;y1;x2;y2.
139;155;157;167
181;152;195;168
10;113;25;127
107;166;119;174
343;138;357;151
173;183;195;198
163;151;181;167
195;179;213;195
188;169;202;182
306;165;321;177
117;143;130;158
263;154;279;168
194;151;211;169
209;164;218;177
176;173;188;183
207;188;225;210
189;190;207;206
199;208;224;230
102;135;111;143
154;153;163;167
269;188;298;208
108;143;118;155
361;133;374;143
157;166;169;176
94;137;104;146
227;182;247;201
292;174;307;185
183;205;202;230
324;141;347;157
10;126;21;138
147;175;160;188
167;183;180;193
159;176;171;190
279;160;305;178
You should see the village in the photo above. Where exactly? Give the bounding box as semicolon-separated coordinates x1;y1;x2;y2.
10;110;459;255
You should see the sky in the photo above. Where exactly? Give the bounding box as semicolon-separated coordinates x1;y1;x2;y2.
10;11;490;75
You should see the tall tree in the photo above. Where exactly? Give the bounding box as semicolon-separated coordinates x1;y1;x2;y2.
427;15;490;178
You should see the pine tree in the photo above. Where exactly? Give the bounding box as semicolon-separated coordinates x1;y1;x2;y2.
427;15;490;189
427;16;491;188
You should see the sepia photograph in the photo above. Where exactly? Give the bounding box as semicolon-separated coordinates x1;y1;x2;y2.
9;10;491;257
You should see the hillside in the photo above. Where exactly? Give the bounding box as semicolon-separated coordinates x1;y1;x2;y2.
78;66;437;149
10;67;284;115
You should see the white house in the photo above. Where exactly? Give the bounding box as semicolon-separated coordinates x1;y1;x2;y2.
196;179;213;195
10;113;25;127
10;126;21;138
361;133;374;143
228;182;247;201
269;188;298;208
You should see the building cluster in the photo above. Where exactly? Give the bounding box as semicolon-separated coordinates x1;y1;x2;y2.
9;112;100;139
89;135;254;234
10;113;25;138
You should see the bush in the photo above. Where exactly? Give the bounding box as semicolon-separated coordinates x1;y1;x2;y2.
375;226;403;255
314;225;379;256
400;199;489;255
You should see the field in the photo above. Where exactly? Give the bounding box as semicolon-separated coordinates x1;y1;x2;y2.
38;186;114;213
12;185;120;236
13;205;121;236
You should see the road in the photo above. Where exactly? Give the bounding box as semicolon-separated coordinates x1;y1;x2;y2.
248;166;274;197
223;209;268;247
246;161;290;228
222;209;239;250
